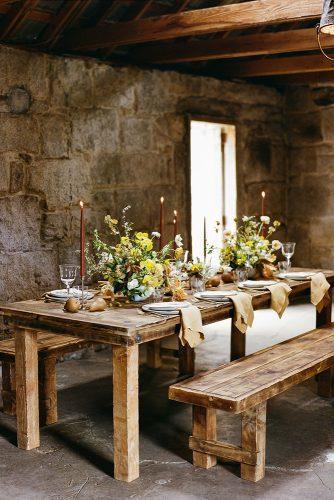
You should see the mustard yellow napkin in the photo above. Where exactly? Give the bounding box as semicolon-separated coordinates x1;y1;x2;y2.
230;292;254;334
311;273;331;313
179;305;205;348
268;282;292;318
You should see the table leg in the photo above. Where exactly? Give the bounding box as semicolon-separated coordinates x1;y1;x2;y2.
146;340;162;368
316;287;333;397
15;328;40;450
113;344;139;482
231;322;246;361
178;338;195;377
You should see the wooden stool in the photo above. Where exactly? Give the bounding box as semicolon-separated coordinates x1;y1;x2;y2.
0;332;91;426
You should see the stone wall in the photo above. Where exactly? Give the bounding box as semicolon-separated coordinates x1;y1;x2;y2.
0;45;287;302
285;86;334;268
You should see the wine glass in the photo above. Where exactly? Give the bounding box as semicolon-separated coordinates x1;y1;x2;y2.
59;265;78;298
281;242;296;271
232;268;248;287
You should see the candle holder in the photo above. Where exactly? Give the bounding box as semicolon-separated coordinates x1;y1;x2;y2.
81;276;85;309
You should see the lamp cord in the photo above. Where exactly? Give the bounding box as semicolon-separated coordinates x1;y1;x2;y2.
317;24;334;61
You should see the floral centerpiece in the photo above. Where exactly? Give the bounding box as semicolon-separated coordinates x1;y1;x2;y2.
220;216;281;277
87;206;171;301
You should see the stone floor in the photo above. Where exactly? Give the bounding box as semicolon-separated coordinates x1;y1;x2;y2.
1;302;334;499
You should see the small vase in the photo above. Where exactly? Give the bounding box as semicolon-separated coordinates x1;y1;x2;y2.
190;275;205;293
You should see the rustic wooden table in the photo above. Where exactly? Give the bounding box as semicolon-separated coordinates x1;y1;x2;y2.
0;268;333;482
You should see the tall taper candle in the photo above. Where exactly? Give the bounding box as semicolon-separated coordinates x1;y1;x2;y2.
159;196;164;250
261;191;266;216
80;201;85;277
261;191;266;237
173;210;178;249
203;216;207;261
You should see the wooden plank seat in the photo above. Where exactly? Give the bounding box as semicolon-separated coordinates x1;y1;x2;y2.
169;326;334;482
0;332;91;426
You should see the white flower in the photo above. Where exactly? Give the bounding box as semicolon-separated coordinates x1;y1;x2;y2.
223;229;232;240
127;279;139;290
151;231;161;238
242;215;250;222
175;234;183;247
100;252;113;264
223;265;232;273
260;216;270;224
272;240;281;251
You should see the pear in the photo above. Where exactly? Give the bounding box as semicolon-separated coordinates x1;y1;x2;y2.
64;297;80;313
88;297;107;312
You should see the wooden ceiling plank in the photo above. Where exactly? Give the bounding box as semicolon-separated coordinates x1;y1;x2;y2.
219;54;334;78
62;0;323;51
39;0;92;48
0;0;39;40
133;28;328;64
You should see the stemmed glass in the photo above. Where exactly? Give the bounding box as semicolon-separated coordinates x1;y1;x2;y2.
59;265;78;298
281;242;296;271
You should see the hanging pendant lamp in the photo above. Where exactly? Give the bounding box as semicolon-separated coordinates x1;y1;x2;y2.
317;0;334;60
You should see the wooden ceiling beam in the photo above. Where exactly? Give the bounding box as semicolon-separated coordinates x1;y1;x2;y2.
38;0;92;49
0;3;53;23
62;0;323;51
258;72;334;85
133;28;327;64
218;53;334;78
0;0;39;40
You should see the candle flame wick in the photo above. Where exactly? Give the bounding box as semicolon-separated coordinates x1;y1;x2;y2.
261;191;266;198
173;219;176;224
160;196;164;203
173;209;177;216
79;200;84;208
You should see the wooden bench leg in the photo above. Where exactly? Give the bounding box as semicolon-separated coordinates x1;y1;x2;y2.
241;402;267;482
192;406;217;469
2;361;16;416
178;339;195;377
113;344;139;482
146;340;162;369
316;291;333;397
15;328;40;450
39;355;57;426
231;322;246;361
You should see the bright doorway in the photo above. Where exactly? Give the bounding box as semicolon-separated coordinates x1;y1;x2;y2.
190;119;237;267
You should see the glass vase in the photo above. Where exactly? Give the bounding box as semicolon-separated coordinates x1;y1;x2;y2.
190;275;205;293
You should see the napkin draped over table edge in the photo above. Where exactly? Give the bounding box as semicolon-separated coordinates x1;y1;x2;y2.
230;292;254;334
268;282;292;319
311;273;331;313
179;305;205;348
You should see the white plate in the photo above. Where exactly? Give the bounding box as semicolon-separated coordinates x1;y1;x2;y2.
242;280;277;288
278;272;316;281
194;291;237;301
142;305;179;315
145;301;190;311
49;289;94;299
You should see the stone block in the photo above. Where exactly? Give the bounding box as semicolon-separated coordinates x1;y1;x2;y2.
286;111;323;146
0;114;40;153
243;137;288;183
6;47;49;101
0;249;58;301
40;114;70;158
311;86;334;107
42;211;72;243
10;161;25;193
92;152;173;187
49;57;94;110
0;153;11;192
28;159;92;211
286;219;311;267
72;109;119;154
93;65;137;111
120;117;153;153
0;195;41;253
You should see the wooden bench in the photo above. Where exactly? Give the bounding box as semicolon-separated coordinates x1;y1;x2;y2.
0;332;91;426
169;326;334;482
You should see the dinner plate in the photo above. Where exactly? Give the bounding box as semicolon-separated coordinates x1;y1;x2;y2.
142;304;180;315
277;272;316;281
194;291;237;301
145;301;190;311
241;280;277;288
48;289;94;300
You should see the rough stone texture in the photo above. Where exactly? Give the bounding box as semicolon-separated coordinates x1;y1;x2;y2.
0;45;287;302
286;85;334;267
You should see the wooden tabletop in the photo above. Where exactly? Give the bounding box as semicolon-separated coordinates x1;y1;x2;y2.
1;268;334;346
